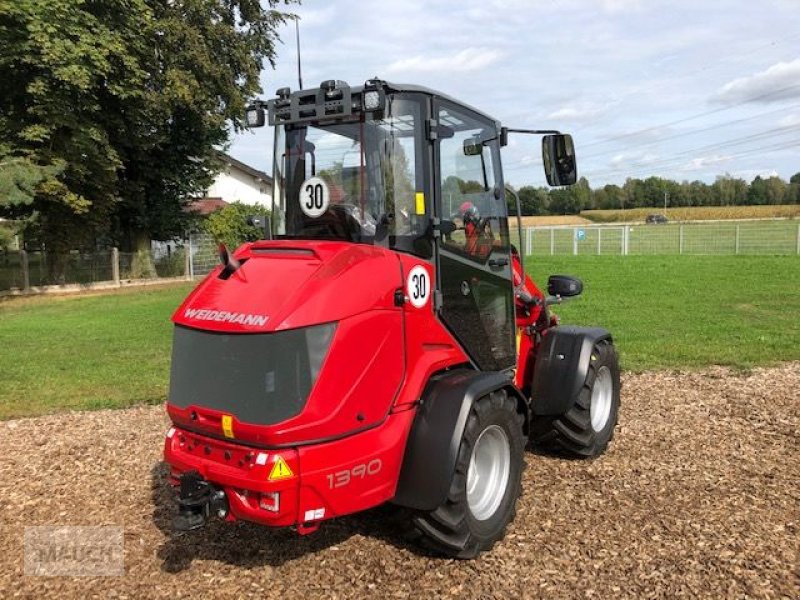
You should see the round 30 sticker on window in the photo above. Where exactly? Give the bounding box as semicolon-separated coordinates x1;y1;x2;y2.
300;176;329;218
406;265;431;309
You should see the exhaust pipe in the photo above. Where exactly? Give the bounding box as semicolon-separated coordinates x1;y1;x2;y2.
173;470;229;531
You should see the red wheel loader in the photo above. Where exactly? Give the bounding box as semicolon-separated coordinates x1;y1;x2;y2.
163;79;620;558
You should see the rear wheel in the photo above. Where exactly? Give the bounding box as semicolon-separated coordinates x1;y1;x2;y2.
532;340;620;457
411;389;525;558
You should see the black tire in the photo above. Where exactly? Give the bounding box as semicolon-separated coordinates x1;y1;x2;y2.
411;389;525;559
531;340;620;457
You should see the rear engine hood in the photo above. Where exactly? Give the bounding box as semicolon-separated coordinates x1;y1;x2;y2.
173;240;402;332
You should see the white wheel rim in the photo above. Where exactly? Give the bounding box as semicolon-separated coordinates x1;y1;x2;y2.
466;425;511;521
590;366;613;432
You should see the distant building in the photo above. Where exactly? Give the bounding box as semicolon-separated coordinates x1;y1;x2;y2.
188;152;273;215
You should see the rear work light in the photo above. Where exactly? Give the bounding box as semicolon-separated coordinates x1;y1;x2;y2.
259;492;280;512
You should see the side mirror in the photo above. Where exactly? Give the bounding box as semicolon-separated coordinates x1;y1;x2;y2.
463;136;483;156
547;274;583;298
542;134;577;186
245;106;266;128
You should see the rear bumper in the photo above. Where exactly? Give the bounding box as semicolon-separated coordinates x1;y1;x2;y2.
163;408;415;529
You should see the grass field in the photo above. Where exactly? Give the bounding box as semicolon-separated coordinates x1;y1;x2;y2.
519;218;800;256
528;256;800;372
1;256;798;419
0;283;193;420
581;204;800;223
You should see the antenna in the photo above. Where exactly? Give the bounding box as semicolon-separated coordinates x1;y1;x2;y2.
295;18;303;90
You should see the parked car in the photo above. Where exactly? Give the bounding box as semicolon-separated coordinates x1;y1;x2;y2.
645;214;669;224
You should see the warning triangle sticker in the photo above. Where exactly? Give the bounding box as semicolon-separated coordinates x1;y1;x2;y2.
268;456;294;481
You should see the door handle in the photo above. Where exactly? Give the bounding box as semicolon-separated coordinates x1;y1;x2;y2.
488;257;509;268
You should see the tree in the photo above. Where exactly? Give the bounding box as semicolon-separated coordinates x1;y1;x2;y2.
787;172;800;203
763;176;787;204
0;0;296;280
748;176;768;205
0;157;62;210
516;186;549;215
114;1;296;265
712;174;747;206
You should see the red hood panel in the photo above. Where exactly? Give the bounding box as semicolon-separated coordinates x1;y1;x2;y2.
173;241;402;332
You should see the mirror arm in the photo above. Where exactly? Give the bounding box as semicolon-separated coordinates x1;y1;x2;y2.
502;127;562;136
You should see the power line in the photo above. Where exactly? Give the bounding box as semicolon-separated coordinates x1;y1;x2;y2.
577;103;799;161
577;82;800;150
501;102;800;172
579;137;800;181
590;124;800;174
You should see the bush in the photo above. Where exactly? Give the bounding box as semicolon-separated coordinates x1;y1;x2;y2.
204;201;269;250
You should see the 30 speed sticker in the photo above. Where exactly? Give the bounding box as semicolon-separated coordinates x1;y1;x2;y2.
299;176;329;218
406;265;430;309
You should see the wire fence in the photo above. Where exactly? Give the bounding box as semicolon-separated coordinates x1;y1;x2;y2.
0;232;220;294
513;219;800;257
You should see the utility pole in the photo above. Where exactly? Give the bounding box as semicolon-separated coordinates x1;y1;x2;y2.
664;191;668;216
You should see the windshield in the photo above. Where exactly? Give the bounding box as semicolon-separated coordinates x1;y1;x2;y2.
272;94;428;255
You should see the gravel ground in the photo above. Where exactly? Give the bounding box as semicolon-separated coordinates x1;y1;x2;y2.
1;364;798;599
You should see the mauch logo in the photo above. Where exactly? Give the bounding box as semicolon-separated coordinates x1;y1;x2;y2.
183;308;268;327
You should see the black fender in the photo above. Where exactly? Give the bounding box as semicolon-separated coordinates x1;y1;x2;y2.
392;369;527;511
530;326;612;415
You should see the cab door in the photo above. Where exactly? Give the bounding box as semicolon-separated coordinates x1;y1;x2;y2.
433;99;516;371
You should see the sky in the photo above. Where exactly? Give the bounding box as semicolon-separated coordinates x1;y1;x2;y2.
228;0;800;189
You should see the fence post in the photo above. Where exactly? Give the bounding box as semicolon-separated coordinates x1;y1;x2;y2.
526;227;533;256
550;228;555;256
796;223;800;255
111;247;120;285
796;223;800;256
679;225;684;254
735;225;740;255
20;249;30;291
573;228;578;256
188;235;195;279
623;226;630;256
597;227;602;255
184;241;191;280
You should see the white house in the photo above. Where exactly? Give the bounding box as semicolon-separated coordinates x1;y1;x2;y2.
196;152;273;212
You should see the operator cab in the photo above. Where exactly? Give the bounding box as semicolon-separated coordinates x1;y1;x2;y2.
246;79;577;372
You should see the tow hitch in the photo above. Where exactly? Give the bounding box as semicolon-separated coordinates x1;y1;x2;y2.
174;470;229;531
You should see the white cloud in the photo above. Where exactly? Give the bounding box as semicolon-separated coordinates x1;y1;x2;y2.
519;155;542;166
547;104;606;123
385;48;504;75
610;152;658;168
681;155;733;171
778;113;800;128
599;0;642;13
712;58;800;105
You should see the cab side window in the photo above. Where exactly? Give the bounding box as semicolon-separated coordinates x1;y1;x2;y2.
438;106;507;262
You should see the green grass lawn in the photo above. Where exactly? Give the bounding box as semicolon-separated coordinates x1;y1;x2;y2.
527;255;800;372
0;256;798;419
0;284;193;419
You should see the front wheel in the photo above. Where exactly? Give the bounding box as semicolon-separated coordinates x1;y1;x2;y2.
532;339;621;457
411;389;525;559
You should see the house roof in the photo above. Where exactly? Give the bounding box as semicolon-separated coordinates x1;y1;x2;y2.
187;197;229;216
218;152;272;184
